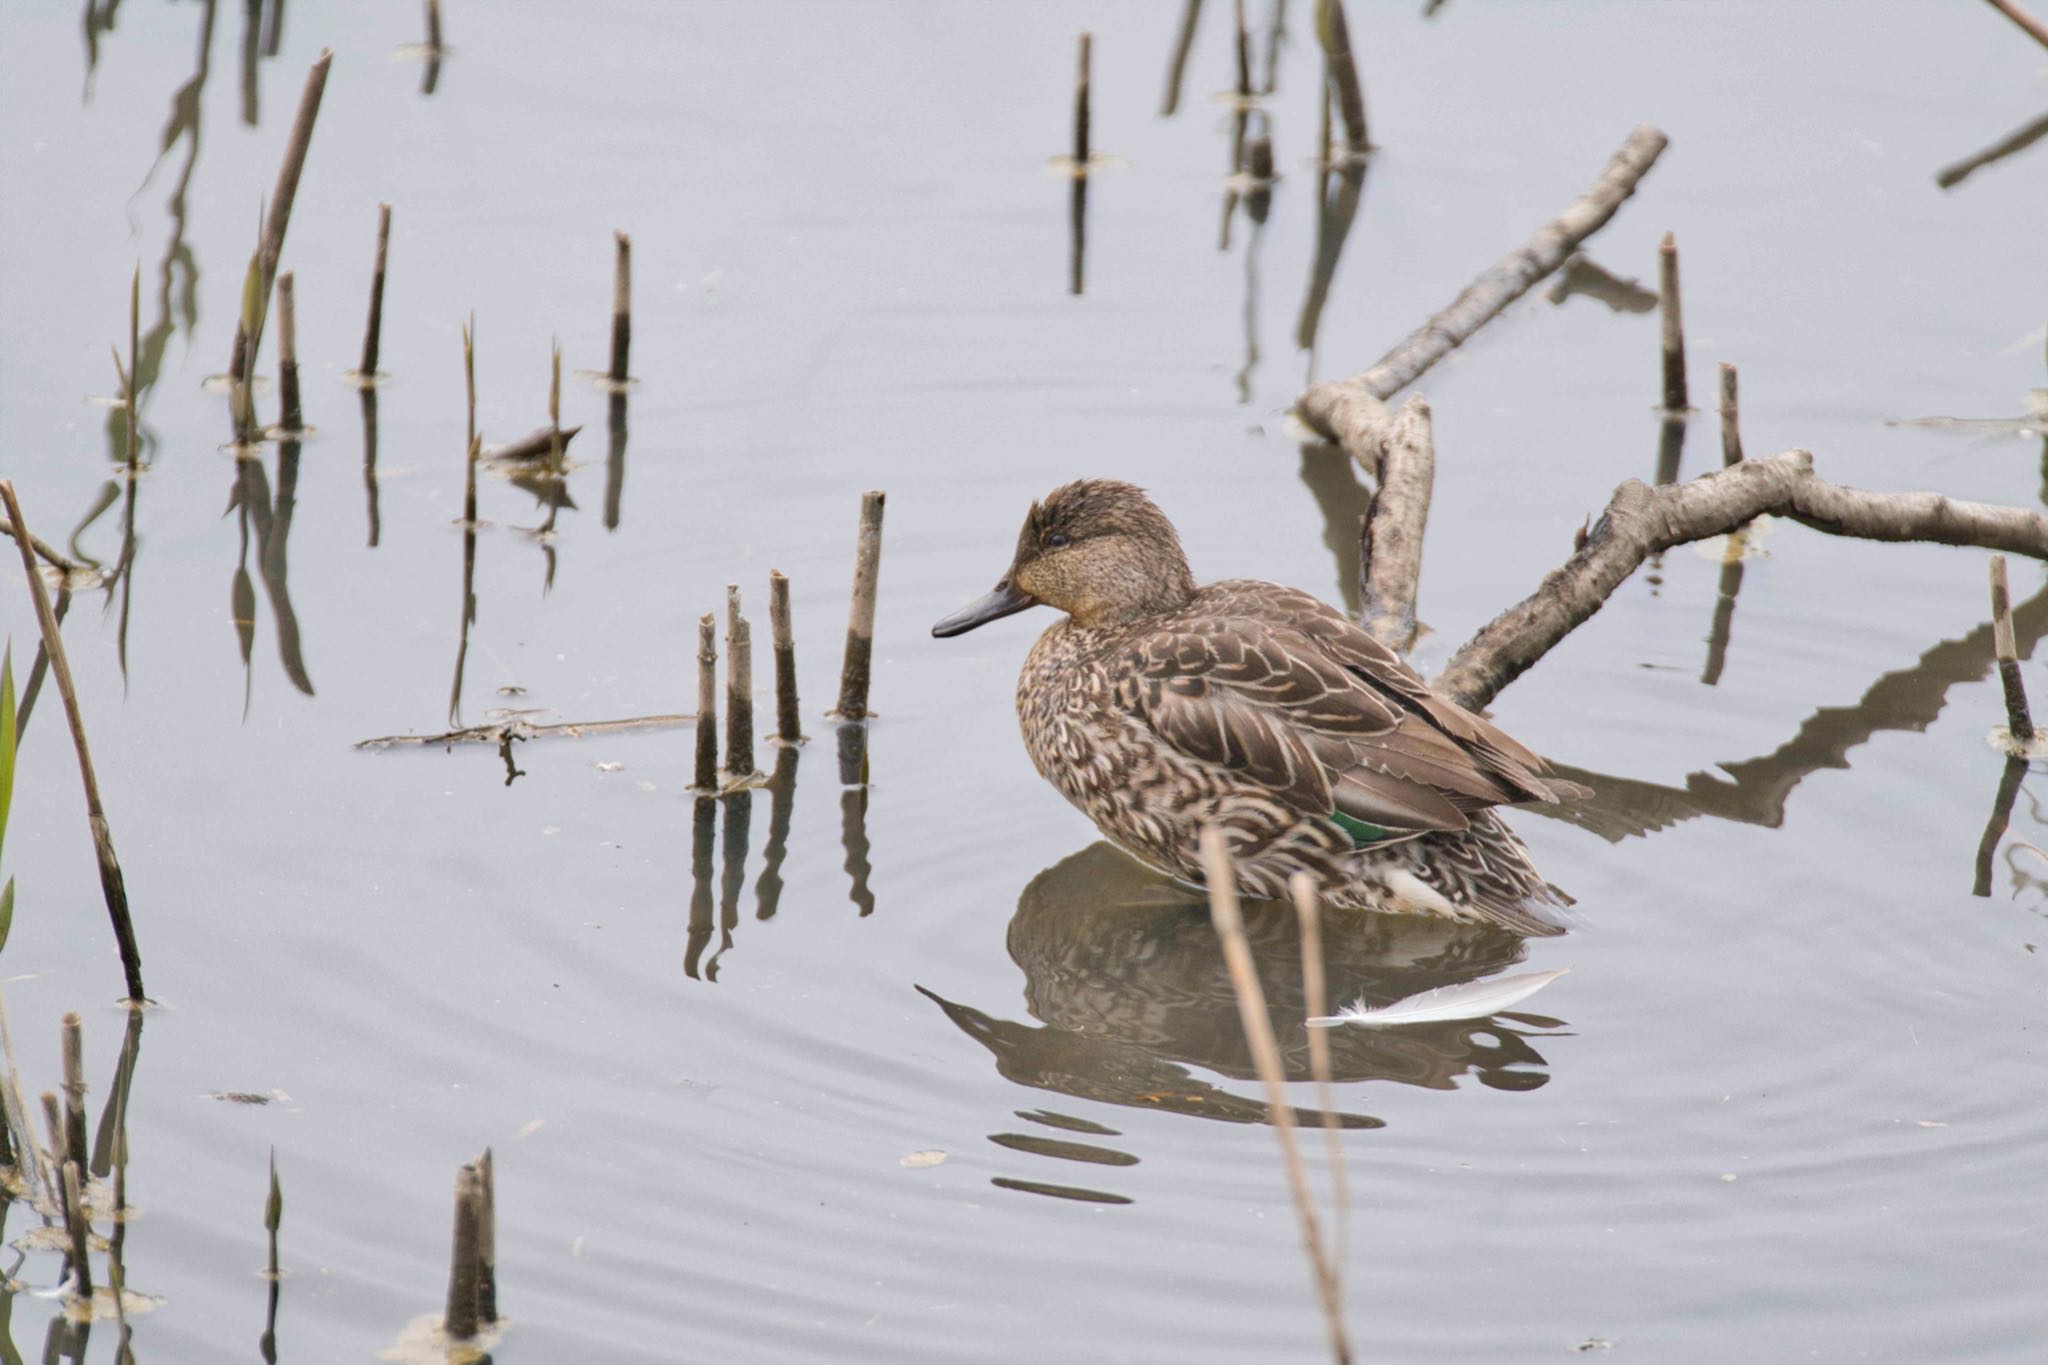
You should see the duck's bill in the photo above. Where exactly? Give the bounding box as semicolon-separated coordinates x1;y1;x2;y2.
931;580;1038;638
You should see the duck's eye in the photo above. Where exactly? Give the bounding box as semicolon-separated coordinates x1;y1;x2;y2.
1048;532;1071;548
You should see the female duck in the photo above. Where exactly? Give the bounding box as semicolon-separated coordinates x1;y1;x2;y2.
932;480;1584;936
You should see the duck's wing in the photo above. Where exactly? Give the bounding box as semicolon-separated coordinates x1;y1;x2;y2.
1117;591;1575;839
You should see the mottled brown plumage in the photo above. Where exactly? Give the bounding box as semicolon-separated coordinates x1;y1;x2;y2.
932;480;1585;935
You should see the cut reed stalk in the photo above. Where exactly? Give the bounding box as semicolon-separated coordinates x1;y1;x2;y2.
476;1147;497;1324
769;570;801;743
227;49;332;387
276;271;303;431
835;491;886;720
1718;362;1743;467
60;1013;88;1176
0;482;146;1002
1289;873;1351;1271
426;0;444;51
1201;830;1350;1363
1658;231;1688;412
41;1092;64;1174
358;202;392;381
1161;0;1202;116
62;1160;92;1298
444;1162;483;1340
1991;554;2036;743
695;614;719;791
1073;33;1092;169
724;586;756;781
1315;0;1369;156
265;1147;283;1280
126;263;140;465
609;231;632;386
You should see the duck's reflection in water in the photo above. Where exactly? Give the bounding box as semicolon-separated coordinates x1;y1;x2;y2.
920;842;1564;1203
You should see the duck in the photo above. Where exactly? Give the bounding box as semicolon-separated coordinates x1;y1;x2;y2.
931;479;1586;936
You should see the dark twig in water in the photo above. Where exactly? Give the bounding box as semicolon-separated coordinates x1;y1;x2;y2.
1289;873;1352;1274
355;202;391;383
696;614;720;791
355;712;691;750
1981;0;2048;52
609;231;632;386
1161;0;1203;116
1990;554;2035;743
1436;450;2048;711
227;49;331;389
1358;395;1434;651
836;491;886;720
1298;125;1668;456
1935;107;2048;190
443;1162;483;1340
724;586;757;783
1201;830;1351;1364
485;424;582;464
1314;0;1369;157
0;482;146;1003
1657;231;1688;413
769;570;802;744
276;271;302;432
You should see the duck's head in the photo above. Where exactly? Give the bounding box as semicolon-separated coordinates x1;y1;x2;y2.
932;480;1198;637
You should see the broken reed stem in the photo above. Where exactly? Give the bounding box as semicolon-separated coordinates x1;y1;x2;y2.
41;1092;64;1177
60;1014;88;1176
1233;0;1253;104
463;315;477;454
1073;32;1092;168
1315;0;1369;155
62;1161;92;1299
724;586;756;780
265;1148;283;1279
1983;0;2048;52
1990;555;2036;742
228;49;332;386
1299;124;1668;449
426;0;444;51
695;614;720;791
1201;829;1352;1365
1658;232;1688;412
1290;873;1351;1272
358;202;392;379
609;231;632;385
1161;0;1202;116
1358;394;1436;652
476;1147;498;1324
769;570;801;743
1718;362;1743;467
0;482;146;1002
444;1162;483;1340
277;271;303;431
126;262;140;465
549;339;564;464
835;491;886;720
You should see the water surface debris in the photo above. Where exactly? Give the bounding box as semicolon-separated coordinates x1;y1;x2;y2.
1307;967;1570;1028
355;712;690;750
835;491;886;721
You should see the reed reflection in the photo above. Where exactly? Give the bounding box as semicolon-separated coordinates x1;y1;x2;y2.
361;387;381;546
604;391;628;530
227;445;316;710
921;842;1560;1160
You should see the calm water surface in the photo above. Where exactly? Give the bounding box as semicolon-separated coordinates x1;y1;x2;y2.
0;2;2044;1360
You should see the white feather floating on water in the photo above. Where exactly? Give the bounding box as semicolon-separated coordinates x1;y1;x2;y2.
1305;968;1569;1028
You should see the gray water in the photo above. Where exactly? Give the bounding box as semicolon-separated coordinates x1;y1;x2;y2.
1;1;2044;1360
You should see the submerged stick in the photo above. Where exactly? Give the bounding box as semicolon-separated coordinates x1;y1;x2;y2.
0;482;146;1002
1201;830;1351;1364
769;570;801;744
695;614;719;791
476;1147;497;1324
1718;362;1743;467
1658;231;1688;413
1358;395;1435;651
1290;873;1351;1272
1991;555;2035;742
609;231;632;386
62;1161;93;1299
724;586;756;781
228;49;332;385
1435;450;2048;711
277;271;303;431
1073;32;1092;169
1315;0;1369;155
61;1013;88;1176
358;202;392;381
835;491;886;720
1299;124;1667;442
444;1162;483;1340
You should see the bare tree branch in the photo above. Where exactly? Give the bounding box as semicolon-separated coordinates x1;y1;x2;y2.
1435;449;2048;711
